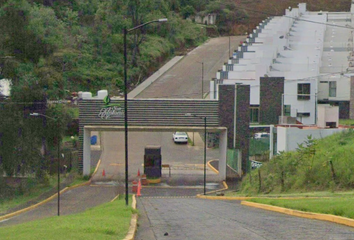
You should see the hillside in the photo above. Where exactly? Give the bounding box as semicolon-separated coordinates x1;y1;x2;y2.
240;130;354;194
232;0;351;34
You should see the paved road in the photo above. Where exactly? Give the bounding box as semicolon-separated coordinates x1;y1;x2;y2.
135;36;245;99
0;185;117;227
136;197;354;240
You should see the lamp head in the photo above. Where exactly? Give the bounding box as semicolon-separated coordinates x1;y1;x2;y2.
158;18;168;22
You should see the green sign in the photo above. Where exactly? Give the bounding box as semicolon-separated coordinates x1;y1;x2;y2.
98;95;124;119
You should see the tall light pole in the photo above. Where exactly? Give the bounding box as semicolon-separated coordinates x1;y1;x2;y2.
197;61;204;99
30;112;61;216
229;36;231;58
185;113;207;195
123;18;167;206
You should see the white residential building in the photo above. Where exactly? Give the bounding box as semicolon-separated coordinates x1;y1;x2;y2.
210;3;354;125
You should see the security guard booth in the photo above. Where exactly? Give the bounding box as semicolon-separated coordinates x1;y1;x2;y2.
144;145;162;179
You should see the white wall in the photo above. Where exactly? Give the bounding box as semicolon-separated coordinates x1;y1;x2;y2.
0;79;11;96
283;78;317;125
277;126;345;152
317;104;339;128
318;75;351;101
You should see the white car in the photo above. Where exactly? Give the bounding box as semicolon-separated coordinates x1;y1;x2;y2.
254;132;270;139
172;132;188;143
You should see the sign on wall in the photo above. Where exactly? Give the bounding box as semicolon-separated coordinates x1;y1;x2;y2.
97;95;124;119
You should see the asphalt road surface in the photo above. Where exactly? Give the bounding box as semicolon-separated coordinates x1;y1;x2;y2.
136;198;354;240
135;36;245;99
0;185;117;227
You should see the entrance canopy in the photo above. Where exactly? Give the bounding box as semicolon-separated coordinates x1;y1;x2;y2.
79;98;228;180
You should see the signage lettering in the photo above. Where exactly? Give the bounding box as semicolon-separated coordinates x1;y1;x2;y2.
98;106;124;119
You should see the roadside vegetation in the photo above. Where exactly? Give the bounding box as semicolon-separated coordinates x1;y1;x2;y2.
240;130;354;194
234;130;354;220
0;197;133;240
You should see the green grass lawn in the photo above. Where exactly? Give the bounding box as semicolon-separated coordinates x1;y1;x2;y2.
0;198;133;240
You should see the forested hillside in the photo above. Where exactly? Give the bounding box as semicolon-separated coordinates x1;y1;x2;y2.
0;0;351;188
0;0;247;186
0;0;209;98
0;0;351;98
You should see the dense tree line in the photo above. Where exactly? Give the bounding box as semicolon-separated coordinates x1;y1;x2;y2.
0;0;236;182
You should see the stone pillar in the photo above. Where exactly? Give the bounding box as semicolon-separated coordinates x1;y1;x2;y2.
260;77;284;124
235;85;250;175
219;84;250;176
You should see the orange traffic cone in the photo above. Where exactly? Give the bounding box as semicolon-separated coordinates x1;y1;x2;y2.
137;169;140;177
102;169;106;177
137;179;141;197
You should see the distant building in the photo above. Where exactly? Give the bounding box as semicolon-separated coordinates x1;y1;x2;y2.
194;13;217;25
0;79;10;97
210;3;354;125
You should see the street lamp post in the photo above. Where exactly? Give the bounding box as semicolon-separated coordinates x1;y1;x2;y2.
123;18;167;206
185;113;207;195
30;112;61;216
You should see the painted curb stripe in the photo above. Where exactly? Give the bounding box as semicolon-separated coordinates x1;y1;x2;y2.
0;158;102;222
123;195;138;240
241;201;354;228
207;160;219;174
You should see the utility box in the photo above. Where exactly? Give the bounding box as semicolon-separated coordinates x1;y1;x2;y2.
144;145;161;179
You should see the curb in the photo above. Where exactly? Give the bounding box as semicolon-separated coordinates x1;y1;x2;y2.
207;160;219;174
241;201;354;228
196;181;230;199
0;159;102;222
128;56;184;98
123;195;138;240
0;182;89;222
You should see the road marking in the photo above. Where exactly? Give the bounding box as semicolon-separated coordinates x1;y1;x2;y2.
109;163;124;166
140;196;196;199
0;219;9;223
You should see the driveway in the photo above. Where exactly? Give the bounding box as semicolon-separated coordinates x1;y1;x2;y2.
92;131;220;185
136;197;354;240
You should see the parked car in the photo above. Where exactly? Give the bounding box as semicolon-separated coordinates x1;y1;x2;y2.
172;132;188;143
254;132;270;139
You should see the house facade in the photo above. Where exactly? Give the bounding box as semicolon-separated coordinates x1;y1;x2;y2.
210;3;354;125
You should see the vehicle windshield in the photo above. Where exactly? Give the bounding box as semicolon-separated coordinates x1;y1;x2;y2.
175;132;187;135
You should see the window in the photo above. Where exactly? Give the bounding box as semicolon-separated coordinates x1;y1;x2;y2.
283;105;291;116
297;83;311;100
329;81;336;97
250;107;259;123
297;112;310;117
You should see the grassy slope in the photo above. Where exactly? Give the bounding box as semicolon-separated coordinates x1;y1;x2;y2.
236;130;354;220
0;198;132;240
240;130;354;194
